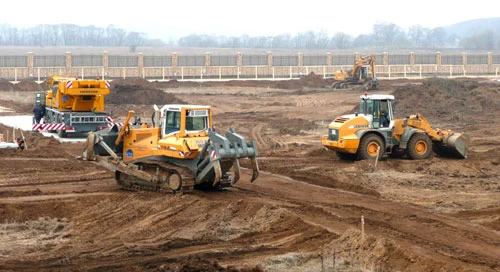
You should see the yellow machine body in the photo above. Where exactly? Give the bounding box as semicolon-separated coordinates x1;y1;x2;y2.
45;75;109;112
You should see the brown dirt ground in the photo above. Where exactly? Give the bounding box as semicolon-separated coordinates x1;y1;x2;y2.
0;74;499;271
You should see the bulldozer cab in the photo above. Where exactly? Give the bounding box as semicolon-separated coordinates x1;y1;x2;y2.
359;94;394;129
161;105;211;137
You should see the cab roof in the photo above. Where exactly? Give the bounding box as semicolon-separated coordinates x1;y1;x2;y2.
160;104;211;111
360;93;394;100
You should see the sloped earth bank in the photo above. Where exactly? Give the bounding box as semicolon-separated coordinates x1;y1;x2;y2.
0;75;499;271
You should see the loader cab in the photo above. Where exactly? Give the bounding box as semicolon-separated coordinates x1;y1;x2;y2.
359;94;394;129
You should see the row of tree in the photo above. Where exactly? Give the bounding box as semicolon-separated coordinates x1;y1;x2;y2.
0;23;499;50
178;23;500;50
0;24;164;47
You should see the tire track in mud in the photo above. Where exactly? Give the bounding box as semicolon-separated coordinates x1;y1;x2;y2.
0;170;114;187
234;172;500;271
251;123;268;150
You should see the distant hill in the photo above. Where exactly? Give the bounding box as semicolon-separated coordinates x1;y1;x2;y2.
443;17;500;37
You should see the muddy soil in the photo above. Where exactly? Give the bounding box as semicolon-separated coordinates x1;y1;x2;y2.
0;74;499;271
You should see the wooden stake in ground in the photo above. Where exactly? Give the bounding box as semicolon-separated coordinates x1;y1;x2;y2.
373;146;381;172
361;215;365;241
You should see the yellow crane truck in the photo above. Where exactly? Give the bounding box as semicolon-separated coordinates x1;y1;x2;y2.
322;93;469;160
32;75;111;137
83;104;259;193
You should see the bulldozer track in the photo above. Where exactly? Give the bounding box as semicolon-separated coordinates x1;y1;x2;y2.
116;160;195;194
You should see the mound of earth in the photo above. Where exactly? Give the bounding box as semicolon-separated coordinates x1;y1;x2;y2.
392;77;498;126
107;78;186;105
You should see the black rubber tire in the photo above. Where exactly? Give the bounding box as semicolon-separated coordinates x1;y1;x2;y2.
357;134;384;160
336;151;357;161
407;133;432;160
58;130;67;138
390;145;406;158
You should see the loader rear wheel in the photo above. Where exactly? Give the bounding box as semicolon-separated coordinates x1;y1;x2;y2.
407;133;432;160
358;134;384;160
336;151;357;160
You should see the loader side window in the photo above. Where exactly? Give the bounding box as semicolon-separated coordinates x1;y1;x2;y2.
165;111;181;134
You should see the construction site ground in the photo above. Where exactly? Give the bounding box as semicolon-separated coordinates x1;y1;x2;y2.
0;75;499;271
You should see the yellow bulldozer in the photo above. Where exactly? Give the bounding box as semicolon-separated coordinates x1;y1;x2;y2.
322;93;470;160
83;104;259;193
332;55;378;90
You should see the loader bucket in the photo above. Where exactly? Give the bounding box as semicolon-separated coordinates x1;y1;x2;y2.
434;132;470;159
445;132;470;159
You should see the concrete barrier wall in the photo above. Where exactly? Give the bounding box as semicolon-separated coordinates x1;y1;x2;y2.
1;52;499;81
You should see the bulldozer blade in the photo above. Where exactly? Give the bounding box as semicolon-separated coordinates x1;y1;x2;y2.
250;156;259;183
231;158;241;185
212;160;222;187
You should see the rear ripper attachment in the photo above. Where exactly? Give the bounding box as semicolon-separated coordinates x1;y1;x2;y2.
83;106;259;193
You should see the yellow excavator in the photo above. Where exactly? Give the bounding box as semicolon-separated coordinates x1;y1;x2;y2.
332;55;378;90
83;104;259;193
322;93;469;160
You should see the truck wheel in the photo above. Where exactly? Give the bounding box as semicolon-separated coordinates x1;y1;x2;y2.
357;134;384;160
58;130;67;138
407;133;432;160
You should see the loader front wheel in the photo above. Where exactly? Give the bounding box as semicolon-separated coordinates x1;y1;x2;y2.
358;134;384;160
407;133;432;160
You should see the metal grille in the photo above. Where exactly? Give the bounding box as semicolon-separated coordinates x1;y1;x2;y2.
441;54;462;65
34;55;65;67
144;56;172;67
303;55;327;66
388;54;410;65
210;55;237;66
332;55;354;65
0;56;26;67
242;55;267;66
72;55;103;66
108;56;138;67
178;55;204;66
493;54;500;64
273;55;298;66
415;54;436;65
467;54;488;65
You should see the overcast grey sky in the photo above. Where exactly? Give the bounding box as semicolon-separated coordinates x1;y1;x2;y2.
2;0;498;40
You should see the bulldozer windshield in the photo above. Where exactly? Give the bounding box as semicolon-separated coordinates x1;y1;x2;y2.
165;111;181;134
186;110;208;131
